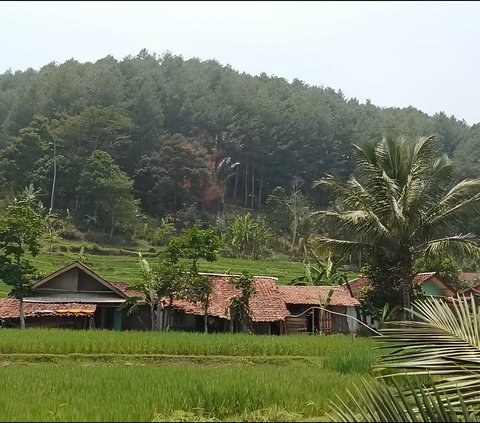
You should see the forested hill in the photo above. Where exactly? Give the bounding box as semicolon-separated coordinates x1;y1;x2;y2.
0;50;479;234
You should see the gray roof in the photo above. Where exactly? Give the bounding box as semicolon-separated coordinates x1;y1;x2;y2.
24;293;125;304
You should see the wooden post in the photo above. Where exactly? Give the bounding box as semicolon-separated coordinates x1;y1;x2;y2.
100;307;106;329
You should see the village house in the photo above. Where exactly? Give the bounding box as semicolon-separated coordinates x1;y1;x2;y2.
0;262;290;334
279;286;360;334
0;261;146;330
164;274;289;335
0;262;459;334
343;272;458;328
346;272;457;299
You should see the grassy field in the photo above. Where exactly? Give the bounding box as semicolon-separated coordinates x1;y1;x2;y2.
0;330;373;361
30;250;309;283
0;239;360;297
0;362;365;422
0;232;362;297
0;330;375;422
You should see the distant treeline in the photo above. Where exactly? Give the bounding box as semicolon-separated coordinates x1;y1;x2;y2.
0;49;478;234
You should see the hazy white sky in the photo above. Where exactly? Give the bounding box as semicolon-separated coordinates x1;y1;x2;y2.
1;1;480;123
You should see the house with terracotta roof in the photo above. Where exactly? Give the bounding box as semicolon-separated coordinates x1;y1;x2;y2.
0;262;290;334
279;286;360;334
163;274;290;335
346;272;457;299
0;261;145;330
459;272;480;289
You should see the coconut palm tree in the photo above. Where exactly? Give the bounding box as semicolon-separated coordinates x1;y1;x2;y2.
312;136;480;318
330;295;480;422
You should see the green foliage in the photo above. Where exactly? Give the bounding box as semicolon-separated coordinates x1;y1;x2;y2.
414;256;463;290
265;186;291;235
0;197;45;328
1;50;477;242
166;227;222;272
77;150;139;236
0;115;54;195
313;136;480;315
229;272;256;332
134;134;210;217
182;273;213;333
331;295;480;422
127;254;188;331
290;252;347;286
227;213;271;260
152;218;176;246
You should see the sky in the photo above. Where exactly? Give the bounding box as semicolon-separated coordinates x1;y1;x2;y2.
1;1;480;124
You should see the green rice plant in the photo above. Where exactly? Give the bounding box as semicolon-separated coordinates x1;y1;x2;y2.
0;362;366;422
0;329;374;361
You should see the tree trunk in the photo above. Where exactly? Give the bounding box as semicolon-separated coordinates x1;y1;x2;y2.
156;303;164;331
251;163;255;209
19;297;25;329
400;255;414;321
150;303;156;332
173;195;177;224
291;217;297;251
244;158;248;207
204;295;209;333
110;214;114;238
204;309;208;333
234;165;239;201
290;193;298;251
168;295;174;329
401;279;412;321
49;142;57;214
258;166;263;211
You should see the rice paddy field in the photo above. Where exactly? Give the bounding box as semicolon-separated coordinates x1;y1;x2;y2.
0;330;375;422
0;245;359;298
0;250;306;298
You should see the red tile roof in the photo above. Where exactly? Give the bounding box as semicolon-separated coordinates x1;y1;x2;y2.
279;286;360;307
111;282;145;299
345;277;370;296
164;276;290;322
0;299;96;319
345;272;456;298
460;272;480;282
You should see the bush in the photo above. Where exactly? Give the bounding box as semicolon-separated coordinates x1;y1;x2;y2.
57;223;83;240
152;221;176;246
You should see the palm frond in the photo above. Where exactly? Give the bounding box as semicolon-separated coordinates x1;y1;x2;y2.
376;296;480;399
309;237;375;259
419;181;480;232
421;236;480;261
313;210;393;244
330;378;479;422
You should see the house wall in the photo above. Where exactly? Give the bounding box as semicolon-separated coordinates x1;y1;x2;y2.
123;305;152;331
2;315;91;329
252;322;270;335
285;316;308;334
423;278;449;297
346;307;358;332
41;268;79;291
78;272;111;292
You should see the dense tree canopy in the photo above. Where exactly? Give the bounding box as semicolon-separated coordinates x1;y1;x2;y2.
0;50;478;237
